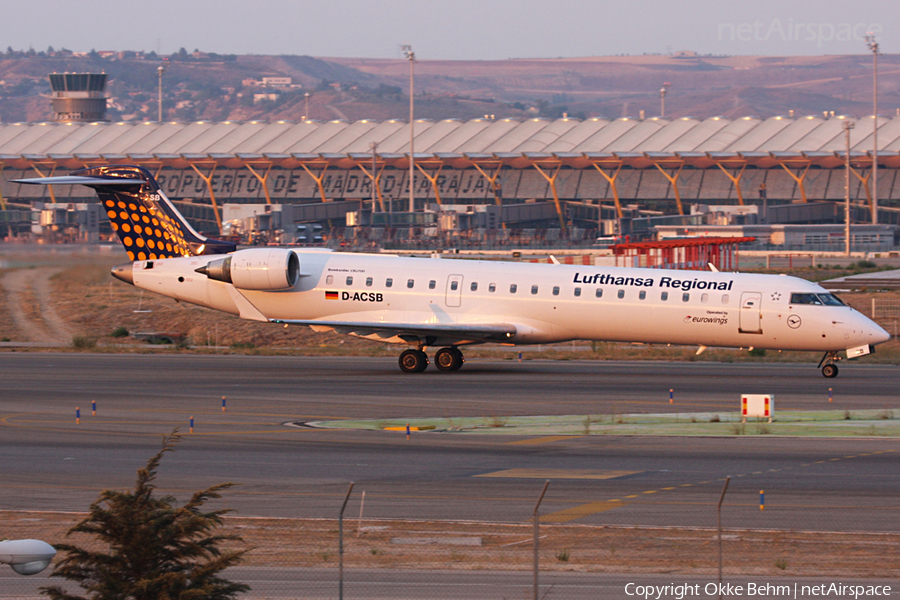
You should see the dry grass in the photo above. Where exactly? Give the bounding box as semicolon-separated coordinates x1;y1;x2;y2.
3;511;898;577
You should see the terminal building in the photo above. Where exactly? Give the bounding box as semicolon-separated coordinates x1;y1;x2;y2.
1;114;898;250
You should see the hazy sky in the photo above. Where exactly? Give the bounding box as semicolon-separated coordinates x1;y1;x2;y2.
1;0;895;59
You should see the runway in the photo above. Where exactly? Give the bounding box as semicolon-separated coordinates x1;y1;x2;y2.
1;353;898;532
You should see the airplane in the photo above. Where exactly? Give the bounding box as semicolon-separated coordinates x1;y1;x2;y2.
16;165;891;377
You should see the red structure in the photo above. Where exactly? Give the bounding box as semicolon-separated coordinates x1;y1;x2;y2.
612;237;756;271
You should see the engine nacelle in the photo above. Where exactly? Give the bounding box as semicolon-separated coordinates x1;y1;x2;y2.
198;248;300;291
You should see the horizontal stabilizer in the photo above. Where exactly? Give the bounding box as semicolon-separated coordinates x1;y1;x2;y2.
15;165;235;260
14;176;145;187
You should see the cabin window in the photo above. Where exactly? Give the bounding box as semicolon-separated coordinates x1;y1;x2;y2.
661;291;668;301
471;282;478;292
489;283;496;293
552;286;560;296
510;284;518;294
617;289;625;299
366;277;373;287
701;293;709;303
682;292;690;302
386;278;393;288
346;276;353;286
574;287;582;297
722;294;729;304
639;290;646;300
531;285;539;295
428;280;436;290
450;280;458;291
407;279;414;288
326;275;333;285
595;288;603;298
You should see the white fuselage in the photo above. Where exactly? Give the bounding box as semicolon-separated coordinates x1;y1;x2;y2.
129;251;889;353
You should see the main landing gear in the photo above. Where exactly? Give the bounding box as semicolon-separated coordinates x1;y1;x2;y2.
434;347;465;372
398;347;465;373
818;351;840;378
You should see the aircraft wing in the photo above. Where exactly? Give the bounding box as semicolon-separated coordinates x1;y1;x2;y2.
273;319;517;345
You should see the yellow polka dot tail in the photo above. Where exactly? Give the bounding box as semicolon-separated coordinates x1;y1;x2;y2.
50;165;235;260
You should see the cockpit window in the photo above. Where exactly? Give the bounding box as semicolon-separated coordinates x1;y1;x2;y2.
790;292;845;306
819;293;845;306
791;293;822;305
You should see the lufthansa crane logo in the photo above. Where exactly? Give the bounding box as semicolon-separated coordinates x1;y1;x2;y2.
787;314;802;329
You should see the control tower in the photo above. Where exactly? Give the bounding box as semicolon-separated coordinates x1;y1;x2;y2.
48;73;108;122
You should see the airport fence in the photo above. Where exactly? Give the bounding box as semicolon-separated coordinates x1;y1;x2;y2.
871;298;900;338
4;486;900;600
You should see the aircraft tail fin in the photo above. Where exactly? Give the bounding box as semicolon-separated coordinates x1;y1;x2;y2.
14;165;236;260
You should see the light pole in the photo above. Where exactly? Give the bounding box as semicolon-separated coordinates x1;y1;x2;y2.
304;91;310;120
865;34;879;225
157;65;165;122
370;141;378;213
844;120;855;256
402;45;416;213
660;82;671;117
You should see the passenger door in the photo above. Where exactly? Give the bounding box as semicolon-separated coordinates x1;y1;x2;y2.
445;274;463;308
739;292;762;334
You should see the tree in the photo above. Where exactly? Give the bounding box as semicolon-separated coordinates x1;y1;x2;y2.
41;433;249;600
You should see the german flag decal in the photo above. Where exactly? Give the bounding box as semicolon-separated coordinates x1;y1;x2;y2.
325;291;339;300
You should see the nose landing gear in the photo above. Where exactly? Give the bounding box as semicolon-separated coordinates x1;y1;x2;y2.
818;351;840;378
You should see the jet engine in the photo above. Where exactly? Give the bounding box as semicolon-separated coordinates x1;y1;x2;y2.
197;248;300;291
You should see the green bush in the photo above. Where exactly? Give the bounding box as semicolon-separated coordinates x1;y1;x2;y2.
41;433;248;600
111;326;129;338
72;336;96;349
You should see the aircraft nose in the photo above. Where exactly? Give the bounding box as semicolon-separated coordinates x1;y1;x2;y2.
872;322;891;345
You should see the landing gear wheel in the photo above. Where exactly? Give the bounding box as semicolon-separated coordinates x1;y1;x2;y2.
822;364;839;378
434;347;465;372
399;349;429;373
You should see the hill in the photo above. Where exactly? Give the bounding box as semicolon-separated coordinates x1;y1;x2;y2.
0;49;896;124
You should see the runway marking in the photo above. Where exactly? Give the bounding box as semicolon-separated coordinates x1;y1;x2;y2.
567;449;900;524
505;436;583;445
474;469;639;480
540;501;625;524
134;408;349;420
0;413;328;437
